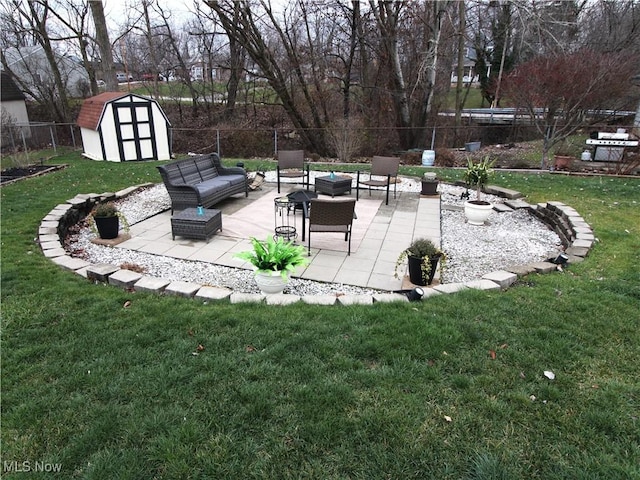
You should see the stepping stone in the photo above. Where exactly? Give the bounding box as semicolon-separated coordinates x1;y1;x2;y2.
504;199;531;210
484;185;524;199
492;203;513;213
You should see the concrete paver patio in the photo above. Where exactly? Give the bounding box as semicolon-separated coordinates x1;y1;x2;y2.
118;182;441;292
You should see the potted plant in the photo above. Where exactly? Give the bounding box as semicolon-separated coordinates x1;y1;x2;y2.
234;236;309;294
463;156;495;226
421;171;439;196
394;238;444;286
552;141;575;170
88;202;129;239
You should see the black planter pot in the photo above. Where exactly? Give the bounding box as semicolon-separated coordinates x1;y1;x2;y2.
421;180;439;195
94;215;119;239
407;254;441;286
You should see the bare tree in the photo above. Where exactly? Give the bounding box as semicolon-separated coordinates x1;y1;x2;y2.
88;0;117;92
0;0;71;121
502;50;639;168
206;0;332;154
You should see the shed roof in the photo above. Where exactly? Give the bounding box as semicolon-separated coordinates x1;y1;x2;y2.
76;92;129;130
1;72;26;101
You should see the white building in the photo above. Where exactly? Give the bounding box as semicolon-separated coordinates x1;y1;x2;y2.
77;92;171;162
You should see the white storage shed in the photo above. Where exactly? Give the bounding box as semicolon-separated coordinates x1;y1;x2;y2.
77;92;171;162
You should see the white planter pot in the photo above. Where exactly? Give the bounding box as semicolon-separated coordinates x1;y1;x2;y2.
254;270;288;294
464;200;493;226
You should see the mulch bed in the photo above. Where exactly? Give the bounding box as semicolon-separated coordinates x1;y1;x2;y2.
0;164;67;186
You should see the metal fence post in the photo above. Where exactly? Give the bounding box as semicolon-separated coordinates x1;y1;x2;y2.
49;125;57;152
274;129;278;155
216;129;220;156
70;124;76;149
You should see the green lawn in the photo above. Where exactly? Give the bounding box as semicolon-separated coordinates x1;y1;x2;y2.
2;152;639;479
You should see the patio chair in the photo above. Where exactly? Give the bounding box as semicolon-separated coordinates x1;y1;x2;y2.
356;155;400;205
307;198;356;256
276;150;310;193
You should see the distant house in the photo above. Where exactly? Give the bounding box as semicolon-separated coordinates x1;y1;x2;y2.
450;46;491;85
77;92;171;162
189;60;224;82
3;46;90;98
0;72;31;148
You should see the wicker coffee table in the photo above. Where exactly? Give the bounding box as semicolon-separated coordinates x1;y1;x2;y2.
171;208;222;242
315;175;352;197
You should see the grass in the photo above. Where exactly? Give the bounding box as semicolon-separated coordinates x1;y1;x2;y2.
2;151;639;478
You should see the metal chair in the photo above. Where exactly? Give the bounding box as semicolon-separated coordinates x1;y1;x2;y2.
307;198;356;256
276;150;310;193
356;155;400;205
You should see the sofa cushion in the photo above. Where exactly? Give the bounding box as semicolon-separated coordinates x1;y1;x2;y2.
192;156;219;181
195;178;231;197
224;174;248;187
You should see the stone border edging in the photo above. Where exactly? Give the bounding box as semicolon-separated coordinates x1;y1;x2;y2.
38;183;594;305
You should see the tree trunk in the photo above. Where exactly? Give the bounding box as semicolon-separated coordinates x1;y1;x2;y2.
90;0;117;91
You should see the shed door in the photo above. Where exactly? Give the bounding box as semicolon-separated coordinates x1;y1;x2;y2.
112;102;158;161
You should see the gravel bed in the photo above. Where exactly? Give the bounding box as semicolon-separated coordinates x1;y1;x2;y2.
67;176;562;294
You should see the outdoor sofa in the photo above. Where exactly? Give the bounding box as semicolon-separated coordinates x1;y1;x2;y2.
157;153;248;213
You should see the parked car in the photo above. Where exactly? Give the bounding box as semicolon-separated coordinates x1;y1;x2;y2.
116;72;133;83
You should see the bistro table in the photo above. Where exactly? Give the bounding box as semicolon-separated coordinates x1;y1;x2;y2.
280;190;318;242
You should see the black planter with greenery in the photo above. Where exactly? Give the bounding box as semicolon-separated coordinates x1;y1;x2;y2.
395;238;444;286
94;215;119;239
89;202;129;240
407;253;441;286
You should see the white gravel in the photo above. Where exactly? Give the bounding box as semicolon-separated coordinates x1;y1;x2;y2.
67;174;562;294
